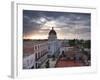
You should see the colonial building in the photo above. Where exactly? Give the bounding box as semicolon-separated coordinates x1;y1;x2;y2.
23;40;35;69
48;27;60;57
23;40;48;69
60;39;69;55
33;41;48;68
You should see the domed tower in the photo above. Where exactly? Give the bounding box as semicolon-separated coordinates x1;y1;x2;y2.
48;27;60;57
48;27;57;41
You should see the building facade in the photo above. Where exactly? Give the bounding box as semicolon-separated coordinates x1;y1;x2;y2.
48;27;60;57
23;40;48;69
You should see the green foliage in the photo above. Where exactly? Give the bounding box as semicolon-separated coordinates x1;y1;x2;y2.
68;39;91;49
68;39;76;46
83;40;91;48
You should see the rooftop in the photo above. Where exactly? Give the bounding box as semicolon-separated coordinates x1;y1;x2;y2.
23;40;48;58
23;40;48;45
55;59;84;67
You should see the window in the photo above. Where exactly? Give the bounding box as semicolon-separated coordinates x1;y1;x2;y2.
35;53;37;61
38;45;39;49
33;46;34;51
38;52;40;59
35;46;37;50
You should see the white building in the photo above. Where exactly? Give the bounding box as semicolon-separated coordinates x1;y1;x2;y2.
48;27;60;57
23;40;48;69
60;40;69;55
23;54;35;69
34;41;48;68
23;41;35;69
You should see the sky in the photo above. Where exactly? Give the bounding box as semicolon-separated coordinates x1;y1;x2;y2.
23;10;91;40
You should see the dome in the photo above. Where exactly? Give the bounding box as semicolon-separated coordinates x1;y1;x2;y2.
49;27;56;35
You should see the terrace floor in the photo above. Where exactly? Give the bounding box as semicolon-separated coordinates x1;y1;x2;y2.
55;58;84;67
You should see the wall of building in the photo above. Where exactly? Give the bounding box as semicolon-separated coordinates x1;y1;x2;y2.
23;54;35;69
23;41;48;69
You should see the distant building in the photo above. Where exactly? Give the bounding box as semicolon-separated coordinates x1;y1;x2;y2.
60;39;69;55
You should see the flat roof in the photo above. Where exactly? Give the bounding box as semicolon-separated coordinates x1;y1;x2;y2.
23;40;48;58
55;59;84;67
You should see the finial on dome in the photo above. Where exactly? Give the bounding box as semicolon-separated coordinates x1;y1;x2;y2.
49;27;56;35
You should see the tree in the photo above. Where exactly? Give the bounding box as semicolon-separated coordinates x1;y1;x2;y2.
83;40;91;48
69;39;76;46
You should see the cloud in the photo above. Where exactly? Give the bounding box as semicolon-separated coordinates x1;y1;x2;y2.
23;10;90;40
23;15;42;36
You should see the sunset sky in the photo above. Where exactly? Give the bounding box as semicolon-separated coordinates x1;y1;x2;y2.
23;10;91;40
